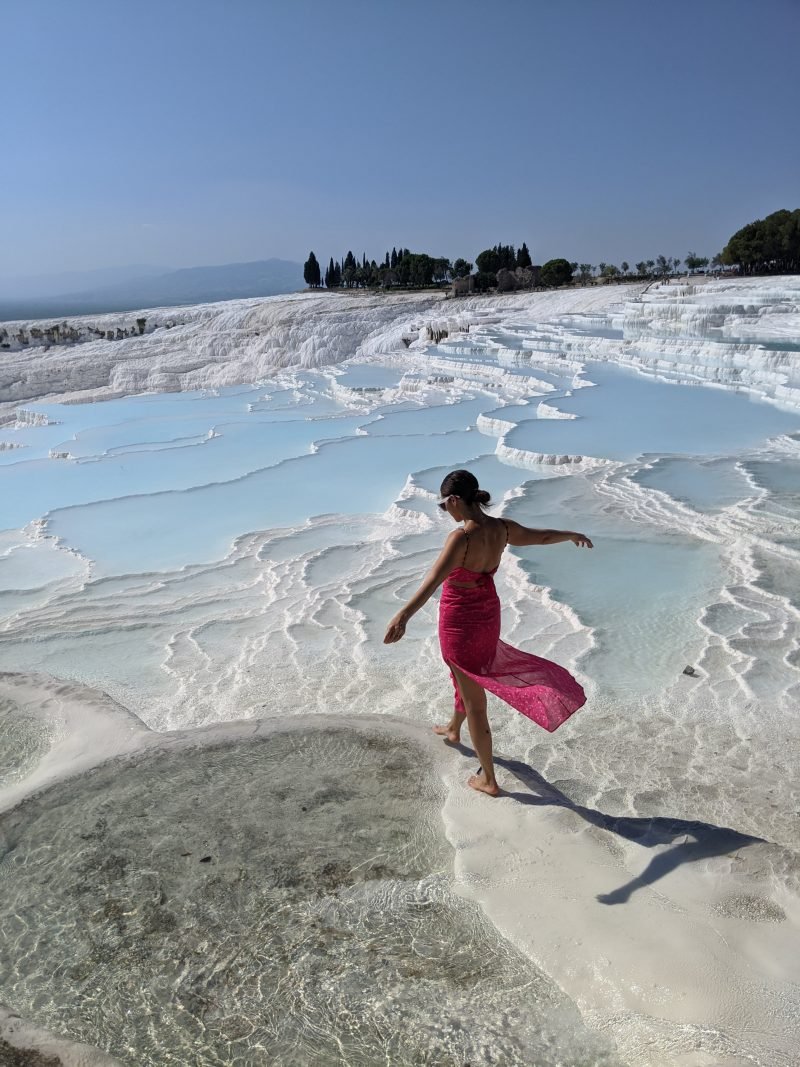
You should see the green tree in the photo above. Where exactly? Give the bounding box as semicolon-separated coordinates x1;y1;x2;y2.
473;271;496;292
635;261;647;276
578;263;593;282
340;251;357;287
685;253;710;273
475;248;500;274
452;258;472;278
540;259;573;287
621;261;629;275
517;242;532;268
303;252;321;288
721;209;800;274
394;252;436;288
499;244;516;269
475;243;516;274
432;258;452;284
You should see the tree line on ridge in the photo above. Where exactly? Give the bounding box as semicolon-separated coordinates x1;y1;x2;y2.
302;209;799;292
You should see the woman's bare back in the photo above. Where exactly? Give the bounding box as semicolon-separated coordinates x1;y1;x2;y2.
458;518;509;574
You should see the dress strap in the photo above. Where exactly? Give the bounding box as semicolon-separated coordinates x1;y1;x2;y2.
461;527;470;566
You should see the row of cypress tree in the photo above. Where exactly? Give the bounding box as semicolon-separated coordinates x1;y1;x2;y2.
302;212;800;292
304;248;458;289
303;243;533;290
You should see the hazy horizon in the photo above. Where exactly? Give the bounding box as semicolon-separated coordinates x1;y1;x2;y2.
6;0;799;278
0;257;303;301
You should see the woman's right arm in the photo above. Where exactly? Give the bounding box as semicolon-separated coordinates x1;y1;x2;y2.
505;519;593;549
383;529;467;644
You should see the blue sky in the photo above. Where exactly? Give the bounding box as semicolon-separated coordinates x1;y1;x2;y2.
5;0;799;277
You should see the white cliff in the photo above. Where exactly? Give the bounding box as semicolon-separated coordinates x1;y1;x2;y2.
0;278;798;415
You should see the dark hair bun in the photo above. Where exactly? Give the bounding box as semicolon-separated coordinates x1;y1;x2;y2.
439;469;492;508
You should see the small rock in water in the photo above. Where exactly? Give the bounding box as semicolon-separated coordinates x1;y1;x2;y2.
682;665;698;677
199;855;212;863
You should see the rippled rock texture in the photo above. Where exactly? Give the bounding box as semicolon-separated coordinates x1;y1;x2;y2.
0;725;617;1066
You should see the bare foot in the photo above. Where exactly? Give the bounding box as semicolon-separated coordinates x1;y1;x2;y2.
468;773;501;797
433;723;462;744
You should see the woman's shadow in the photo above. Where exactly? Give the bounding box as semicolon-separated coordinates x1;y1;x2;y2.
449;742;764;905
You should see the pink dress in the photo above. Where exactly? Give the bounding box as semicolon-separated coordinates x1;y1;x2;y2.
438;524;586;732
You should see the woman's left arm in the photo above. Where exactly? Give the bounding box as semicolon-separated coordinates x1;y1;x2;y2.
383;530;465;644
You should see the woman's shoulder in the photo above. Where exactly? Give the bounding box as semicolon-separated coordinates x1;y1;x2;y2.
440;526;467;565
444;527;467;549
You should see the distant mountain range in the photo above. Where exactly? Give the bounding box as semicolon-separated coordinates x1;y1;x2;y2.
0;259;304;321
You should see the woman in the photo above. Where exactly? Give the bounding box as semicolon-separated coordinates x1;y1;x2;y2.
384;469;592;796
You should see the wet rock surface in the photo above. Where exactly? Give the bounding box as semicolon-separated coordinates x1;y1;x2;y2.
0;726;618;1067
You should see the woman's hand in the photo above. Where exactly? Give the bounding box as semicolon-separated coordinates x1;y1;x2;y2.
570;532;593;548
384;612;408;644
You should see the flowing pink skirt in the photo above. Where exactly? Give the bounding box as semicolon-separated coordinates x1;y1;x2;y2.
438;575;585;732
